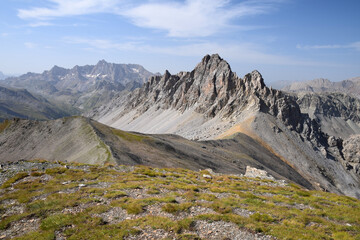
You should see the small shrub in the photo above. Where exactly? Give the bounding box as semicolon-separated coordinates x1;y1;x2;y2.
104;190;127;199
177;233;201;240
40;214;73;231
250;213;275;223
31;171;44;177
1;172;28;188
162;203;192;214
124;202;145;214
45;167;66;175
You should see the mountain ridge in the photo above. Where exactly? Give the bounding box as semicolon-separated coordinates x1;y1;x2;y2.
0;85;78;122
0;116;312;189
2;60;155;112
93;54;360;198
282;77;360;99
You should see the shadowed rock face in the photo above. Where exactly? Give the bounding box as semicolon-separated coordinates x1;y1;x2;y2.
93;54;360;198
343;135;360;176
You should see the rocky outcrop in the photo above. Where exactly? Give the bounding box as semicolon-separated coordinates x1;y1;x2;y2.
343;135;360;175
244;166;275;180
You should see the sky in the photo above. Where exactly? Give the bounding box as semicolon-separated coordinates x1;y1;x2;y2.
0;0;359;84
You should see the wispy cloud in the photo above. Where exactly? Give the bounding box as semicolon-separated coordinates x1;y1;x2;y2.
122;0;281;37
17;0;121;20
28;21;53;27
64;36;329;67
297;41;360;51
18;0;281;36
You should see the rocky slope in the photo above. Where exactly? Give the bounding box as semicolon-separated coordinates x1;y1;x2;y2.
0;117;312;189
295;92;360;138
94;54;360;198
0;86;78;122
3;60;154;112
2;160;359;240
282;77;360;99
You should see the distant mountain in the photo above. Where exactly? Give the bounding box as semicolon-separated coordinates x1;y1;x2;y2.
0;85;79;122
0;71;7;80
282;77;360;98
267;80;297;90
92;54;360;198
3;60;154;112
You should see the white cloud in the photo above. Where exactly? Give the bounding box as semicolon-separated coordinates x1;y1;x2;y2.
297;41;360;51
28;21;53;27
64;36;327;66
18;0;281;36
122;0;280;37
18;0;121;20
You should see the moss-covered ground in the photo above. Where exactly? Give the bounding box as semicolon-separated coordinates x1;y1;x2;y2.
0;160;359;239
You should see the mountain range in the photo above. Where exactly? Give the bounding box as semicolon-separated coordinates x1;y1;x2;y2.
0;71;7;80
282;77;360;99
2;60;154;112
1;54;360;199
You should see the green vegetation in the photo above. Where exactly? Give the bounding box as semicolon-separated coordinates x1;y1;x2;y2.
0;160;359;239
0;119;11;132
1;172;28;189
112;128;150;142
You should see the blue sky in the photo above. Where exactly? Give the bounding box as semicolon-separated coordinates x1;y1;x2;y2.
0;0;359;84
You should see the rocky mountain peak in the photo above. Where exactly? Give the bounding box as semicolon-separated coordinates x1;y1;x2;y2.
97;59;108;65
49;65;67;76
194;54;232;76
121;54;277;119
244;70;266;91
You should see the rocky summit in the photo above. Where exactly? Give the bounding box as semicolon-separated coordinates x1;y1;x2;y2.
93;54;360;198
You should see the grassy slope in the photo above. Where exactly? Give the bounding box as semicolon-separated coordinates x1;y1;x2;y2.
0;86;79;122
0;160;359;240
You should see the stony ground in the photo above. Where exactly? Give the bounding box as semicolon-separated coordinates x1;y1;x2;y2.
0;160;359;239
